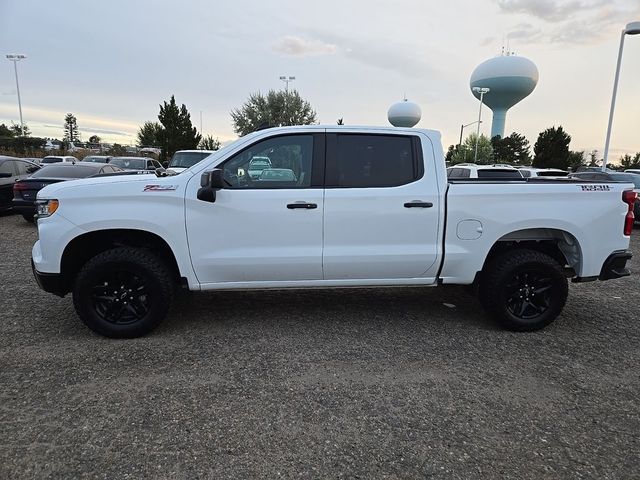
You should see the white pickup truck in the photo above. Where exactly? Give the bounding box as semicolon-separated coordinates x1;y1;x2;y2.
31;126;636;338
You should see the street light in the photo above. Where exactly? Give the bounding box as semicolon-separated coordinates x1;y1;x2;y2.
459;120;482;146
279;75;295;93
602;21;640;171
472;87;490;163
6;54;26;136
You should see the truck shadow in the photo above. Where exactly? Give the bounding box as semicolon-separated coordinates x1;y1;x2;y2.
165;285;498;334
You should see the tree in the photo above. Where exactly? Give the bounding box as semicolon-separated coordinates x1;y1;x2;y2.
137;121;164;147
451;133;493;165
199;135;221;151
532;126;571;169
231;89;318;136
620;152;640;170
157;95;201;161
337;117;344;125
10;122;30;137
63;113;80;142
106;143;128;156
588;150;602;167
88;135;101;144
567;150;586;171
491;132;531;165
0;123;14;138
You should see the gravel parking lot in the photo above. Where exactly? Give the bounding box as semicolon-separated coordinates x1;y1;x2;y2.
1;211;639;479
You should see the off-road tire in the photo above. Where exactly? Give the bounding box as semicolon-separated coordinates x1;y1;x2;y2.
73;247;174;338
479;249;568;331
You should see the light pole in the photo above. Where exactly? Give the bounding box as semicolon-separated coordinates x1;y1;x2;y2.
459;121;482;146
6;54;26;136
602;21;640;171
472;87;490;163
279;75;295;93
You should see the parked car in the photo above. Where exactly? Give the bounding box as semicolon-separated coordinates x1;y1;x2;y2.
447;164;524;179
624;169;640;175
41;156;77;164
13;162;123;222
166;150;215;174
31;125;635;338
247;156;272;178
569;171;640;221
109;156;162;172
259;168;298;181
518;167;569;178
82;155;111;163
0;156;40;212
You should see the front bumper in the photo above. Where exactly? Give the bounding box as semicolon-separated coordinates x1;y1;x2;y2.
599;250;632;281
31;259;68;297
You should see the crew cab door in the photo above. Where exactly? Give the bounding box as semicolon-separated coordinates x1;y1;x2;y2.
322;131;442;280
185;133;325;285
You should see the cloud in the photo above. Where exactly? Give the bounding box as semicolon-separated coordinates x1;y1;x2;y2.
507;23;544;43
42;124;131;136
497;1;640;45
273;36;337;56
479;36;497;47
496;0;606;22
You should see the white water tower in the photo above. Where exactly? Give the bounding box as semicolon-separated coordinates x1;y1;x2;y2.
388;99;421;127
470;55;538;138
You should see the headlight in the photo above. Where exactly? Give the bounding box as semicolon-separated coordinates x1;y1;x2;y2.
36;199;59;218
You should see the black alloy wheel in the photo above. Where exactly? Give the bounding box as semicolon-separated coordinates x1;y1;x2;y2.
479;249;568;331
73;247;173;338
91;270;150;325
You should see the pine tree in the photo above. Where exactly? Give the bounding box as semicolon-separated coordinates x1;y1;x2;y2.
532;126;571;169
63;113;79;142
157;96;201;161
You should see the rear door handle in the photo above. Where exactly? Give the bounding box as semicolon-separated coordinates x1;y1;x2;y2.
287;202;317;209
404;201;433;208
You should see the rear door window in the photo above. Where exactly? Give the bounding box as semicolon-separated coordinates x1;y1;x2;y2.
326;134;421;188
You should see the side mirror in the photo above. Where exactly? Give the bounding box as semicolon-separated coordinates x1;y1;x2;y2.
197;169;225;203
27;166;40;174
162;161;169;168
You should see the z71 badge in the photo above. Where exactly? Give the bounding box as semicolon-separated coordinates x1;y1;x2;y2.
143;185;178;192
580;185;611;191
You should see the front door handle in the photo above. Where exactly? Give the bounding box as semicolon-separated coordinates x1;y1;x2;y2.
287;202;317;209
404;201;433;208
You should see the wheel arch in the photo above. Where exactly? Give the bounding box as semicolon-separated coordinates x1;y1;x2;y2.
60;229;186;294
480;228;582;279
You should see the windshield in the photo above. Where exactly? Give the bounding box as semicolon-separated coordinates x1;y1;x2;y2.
31;165;97;178
169;151;211;169
610;173;640;189
110;158;146;170
477;169;523;179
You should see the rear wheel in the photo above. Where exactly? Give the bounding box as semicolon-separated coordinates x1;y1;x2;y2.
73;247;174;338
479;249;568;331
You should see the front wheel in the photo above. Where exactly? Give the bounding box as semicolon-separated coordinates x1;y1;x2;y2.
479;249;568;331
73;247;174;338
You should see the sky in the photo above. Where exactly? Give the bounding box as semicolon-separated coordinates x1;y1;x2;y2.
0;0;639;160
